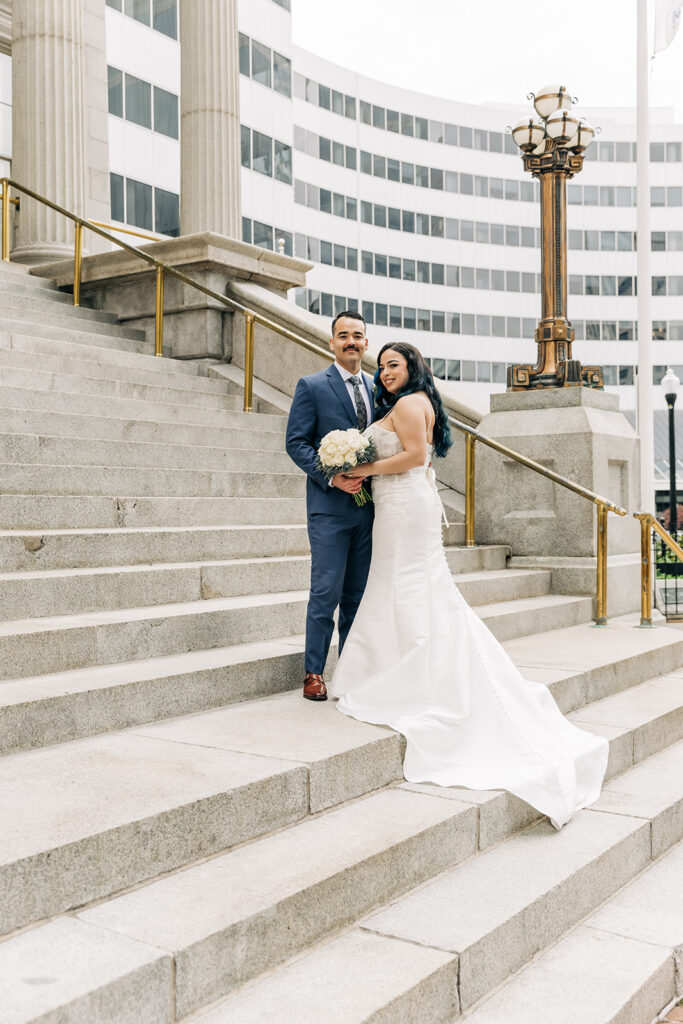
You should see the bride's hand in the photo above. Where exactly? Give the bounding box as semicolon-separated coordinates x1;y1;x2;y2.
345;464;373;478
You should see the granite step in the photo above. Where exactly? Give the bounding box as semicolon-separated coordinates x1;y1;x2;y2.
0;363;244;411
0;493;307;529
0;432;294;474
0;342;235;394
0;293;121;324
0;311;146;344
0;554;312;619
0;277;74;302
0;328;207;377
199;742;683;1024
74;787;477;1019
0;523;309;571
0;592;594;683
0;263;59;289
0;405;285;451
0;317;147;353
0;463;305;498
0;561;550;621
0;381;285;430
459;843;683;1024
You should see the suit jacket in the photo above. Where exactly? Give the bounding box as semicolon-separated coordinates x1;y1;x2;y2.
286;364;375;517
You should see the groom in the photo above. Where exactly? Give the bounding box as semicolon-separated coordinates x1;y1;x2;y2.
286;310;375;701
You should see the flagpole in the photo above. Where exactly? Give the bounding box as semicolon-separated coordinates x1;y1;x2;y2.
637;0;655;511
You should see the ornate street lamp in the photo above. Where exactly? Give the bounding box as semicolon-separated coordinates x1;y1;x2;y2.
508;84;604;390
662;366;680;536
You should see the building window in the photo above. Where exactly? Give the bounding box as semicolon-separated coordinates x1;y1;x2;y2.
252;131;273;176
106;0;122;9
273;52;292;97
239;33;250;76
253;221;274;249
153;0;177;38
241;125;251;168
110;173;124;222
107;66;123;118
153;86;178;139
274;140;292;184
125;73;152;129
126;177;153;230
125;0;150;25
154;187;179;236
251;40;272;88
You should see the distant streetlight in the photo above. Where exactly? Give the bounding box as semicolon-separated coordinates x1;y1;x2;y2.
662;366;680;535
508;84;602;391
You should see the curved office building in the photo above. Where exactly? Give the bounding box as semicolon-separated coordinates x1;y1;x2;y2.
1;0;682;420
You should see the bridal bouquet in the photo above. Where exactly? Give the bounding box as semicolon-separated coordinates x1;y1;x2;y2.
316;428;377;506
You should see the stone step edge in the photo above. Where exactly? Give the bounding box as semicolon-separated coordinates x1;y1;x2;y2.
0;328;204;376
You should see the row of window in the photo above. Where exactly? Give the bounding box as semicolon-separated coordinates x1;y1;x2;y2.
241;217;293;255
294;126;541;201
107;66;178;139
291;232;542;289
426;360;672;387
291;71;682;165
109;172;179;236
652;277;683;296
238;33;292;98
574;320;683;341
240;126;292;184
567;183;683;208
294;178;545;245
569;275;637;296
105;0;176;39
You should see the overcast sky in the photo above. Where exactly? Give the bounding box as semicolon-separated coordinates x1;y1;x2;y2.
291;0;683;120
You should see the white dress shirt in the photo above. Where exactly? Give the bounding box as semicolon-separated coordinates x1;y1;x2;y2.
334;361;372;426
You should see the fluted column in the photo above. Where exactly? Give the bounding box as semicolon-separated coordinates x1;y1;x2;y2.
180;0;241;237
11;0;87;263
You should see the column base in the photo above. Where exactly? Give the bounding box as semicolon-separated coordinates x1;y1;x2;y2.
10;242;75;266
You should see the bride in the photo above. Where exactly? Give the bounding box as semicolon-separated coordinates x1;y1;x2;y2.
330;341;608;830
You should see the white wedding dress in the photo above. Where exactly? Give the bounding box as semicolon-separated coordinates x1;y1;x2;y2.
330;423;608;830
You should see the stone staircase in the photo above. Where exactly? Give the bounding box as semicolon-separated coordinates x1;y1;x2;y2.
0;260;681;1024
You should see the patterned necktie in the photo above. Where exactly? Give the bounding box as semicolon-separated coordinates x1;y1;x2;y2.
348;375;368;431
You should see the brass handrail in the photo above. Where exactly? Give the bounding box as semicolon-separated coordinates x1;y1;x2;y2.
633;512;683;626
450;413;627;626
0;176;328;371
1;176;626;623
88;220;162;242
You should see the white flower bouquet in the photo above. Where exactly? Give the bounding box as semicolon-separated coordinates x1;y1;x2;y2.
316;428;377;506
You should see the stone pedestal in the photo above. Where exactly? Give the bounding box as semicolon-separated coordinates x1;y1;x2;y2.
30;233;311;360
180;0;241;237
11;0;87;262
474;388;641;617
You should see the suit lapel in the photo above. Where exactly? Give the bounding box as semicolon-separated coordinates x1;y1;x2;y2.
327;365;357;427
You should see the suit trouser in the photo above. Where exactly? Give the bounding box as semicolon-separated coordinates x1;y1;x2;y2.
305;505;374;674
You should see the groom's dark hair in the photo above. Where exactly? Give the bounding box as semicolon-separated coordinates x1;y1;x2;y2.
331;310;366;335
374;342;453;458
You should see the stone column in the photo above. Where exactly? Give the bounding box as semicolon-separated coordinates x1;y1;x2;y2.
11;0;87;263
180;0;241;238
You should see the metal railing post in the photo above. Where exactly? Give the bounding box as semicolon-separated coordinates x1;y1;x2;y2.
244;313;255;413
639;515;653;626
73;221;83;307
1;179;9;261
465;433;475;547
594;502;608;626
154;264;164;357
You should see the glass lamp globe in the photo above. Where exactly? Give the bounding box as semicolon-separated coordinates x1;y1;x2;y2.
568;119;595;152
546;108;580;144
511;117;546;152
533;84;571;119
662;366;680;405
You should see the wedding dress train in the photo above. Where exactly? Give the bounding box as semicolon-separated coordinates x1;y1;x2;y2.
329;424;608;830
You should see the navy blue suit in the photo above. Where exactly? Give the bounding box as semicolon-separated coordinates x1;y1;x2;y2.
286;364;375;674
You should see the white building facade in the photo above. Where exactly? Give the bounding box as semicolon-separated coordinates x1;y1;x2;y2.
1;0;682;414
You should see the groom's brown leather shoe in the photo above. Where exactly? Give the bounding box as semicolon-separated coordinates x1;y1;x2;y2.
303;672;327;701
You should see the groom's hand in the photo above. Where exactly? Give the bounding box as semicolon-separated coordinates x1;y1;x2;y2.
331;473;364;494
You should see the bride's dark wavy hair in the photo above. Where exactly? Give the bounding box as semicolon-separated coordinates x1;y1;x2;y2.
373;342;453;458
